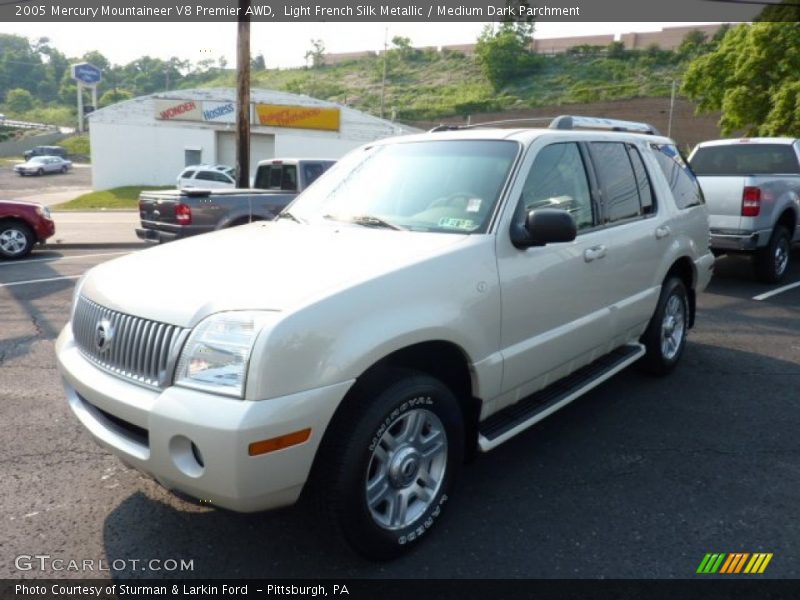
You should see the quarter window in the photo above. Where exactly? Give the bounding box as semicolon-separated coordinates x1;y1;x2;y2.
520;143;594;231
652;144;704;209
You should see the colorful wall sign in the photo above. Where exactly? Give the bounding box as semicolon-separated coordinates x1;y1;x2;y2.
255;104;340;132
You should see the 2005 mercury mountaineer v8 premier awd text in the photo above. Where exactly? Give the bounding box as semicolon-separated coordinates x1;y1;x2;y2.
56;116;714;559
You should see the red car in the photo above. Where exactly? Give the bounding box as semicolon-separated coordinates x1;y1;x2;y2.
0;200;56;259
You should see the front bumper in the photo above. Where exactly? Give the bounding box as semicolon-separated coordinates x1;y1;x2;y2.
56;325;352;512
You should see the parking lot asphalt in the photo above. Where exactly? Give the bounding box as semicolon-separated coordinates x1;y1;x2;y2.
1;246;799;579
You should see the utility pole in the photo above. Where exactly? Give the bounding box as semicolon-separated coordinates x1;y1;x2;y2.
667;79;677;138
380;27;388;119
236;0;251;189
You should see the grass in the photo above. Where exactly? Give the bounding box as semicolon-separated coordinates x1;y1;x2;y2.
60;134;90;156
51;186;171;211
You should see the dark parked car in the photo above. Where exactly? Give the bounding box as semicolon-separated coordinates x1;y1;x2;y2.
23;145;67;160
0;200;55;258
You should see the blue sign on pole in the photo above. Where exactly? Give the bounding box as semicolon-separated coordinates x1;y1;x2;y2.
71;63;102;85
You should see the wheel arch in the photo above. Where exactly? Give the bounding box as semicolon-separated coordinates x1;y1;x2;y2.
307;340;481;489
664;256;696;328
776;207;796;238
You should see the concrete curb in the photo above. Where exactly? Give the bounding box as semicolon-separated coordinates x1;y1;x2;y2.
44;242;147;250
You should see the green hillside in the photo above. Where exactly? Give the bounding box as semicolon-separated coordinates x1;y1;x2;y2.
0;30;721;126
196;47;688;122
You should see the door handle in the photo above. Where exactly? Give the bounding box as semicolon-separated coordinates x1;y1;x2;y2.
655;225;671;239
583;245;607;262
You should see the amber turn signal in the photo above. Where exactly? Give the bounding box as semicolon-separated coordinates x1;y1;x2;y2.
248;428;312;456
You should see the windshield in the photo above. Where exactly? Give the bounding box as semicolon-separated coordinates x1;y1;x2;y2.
690;144;800;176
288;140;520;233
29;157;47;164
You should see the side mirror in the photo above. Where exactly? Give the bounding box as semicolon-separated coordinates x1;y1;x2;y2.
511;208;577;248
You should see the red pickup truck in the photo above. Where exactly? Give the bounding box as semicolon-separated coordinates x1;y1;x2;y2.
0;200;56;259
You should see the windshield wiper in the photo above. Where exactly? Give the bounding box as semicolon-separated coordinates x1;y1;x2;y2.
277;211;305;224
323;214;406;231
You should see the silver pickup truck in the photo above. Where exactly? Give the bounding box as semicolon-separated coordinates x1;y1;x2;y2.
688;138;800;282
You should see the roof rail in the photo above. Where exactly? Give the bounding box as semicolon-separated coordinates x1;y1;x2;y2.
429;118;557;133
549;115;661;136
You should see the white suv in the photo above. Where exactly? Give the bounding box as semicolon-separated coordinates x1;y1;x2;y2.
56;116;713;559
176;164;235;189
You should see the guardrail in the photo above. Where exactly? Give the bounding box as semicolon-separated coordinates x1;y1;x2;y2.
0;118;58;131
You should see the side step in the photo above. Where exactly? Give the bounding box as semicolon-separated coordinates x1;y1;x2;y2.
478;343;645;451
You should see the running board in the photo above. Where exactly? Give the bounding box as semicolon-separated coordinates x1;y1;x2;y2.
478;343;645;451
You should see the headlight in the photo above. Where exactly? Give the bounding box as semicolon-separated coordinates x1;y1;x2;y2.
36;205;52;220
70;273;88;319
174;311;276;398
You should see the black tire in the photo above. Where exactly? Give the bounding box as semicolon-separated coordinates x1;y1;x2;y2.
61;166;68;174
311;369;464;560
754;225;791;284
638;277;689;376
0;221;35;259
36;168;43;176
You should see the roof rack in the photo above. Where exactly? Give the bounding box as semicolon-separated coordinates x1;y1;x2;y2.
429;117;555;133
429;115;661;135
549;115;661;135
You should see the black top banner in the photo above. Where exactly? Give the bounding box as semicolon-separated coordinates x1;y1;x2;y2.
1;0;763;22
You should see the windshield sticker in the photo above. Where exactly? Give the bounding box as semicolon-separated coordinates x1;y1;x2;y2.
438;217;475;230
466;198;482;213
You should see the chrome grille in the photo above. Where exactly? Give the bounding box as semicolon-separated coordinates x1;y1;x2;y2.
72;296;187;388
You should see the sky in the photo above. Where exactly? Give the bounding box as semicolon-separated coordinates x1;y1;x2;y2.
0;22;718;69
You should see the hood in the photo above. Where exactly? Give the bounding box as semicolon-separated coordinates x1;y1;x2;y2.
81;220;468;327
0;200;42;210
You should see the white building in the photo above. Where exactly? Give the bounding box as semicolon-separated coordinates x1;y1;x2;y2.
88;88;419;190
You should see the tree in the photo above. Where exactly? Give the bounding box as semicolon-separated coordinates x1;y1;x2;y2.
251;53;266;71
475;22;537;91
99;88;133;107
305;39;326;68
682;23;800;136
6;88;35;112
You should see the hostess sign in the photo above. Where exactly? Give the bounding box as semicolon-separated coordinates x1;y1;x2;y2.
71;63;102;85
203;101;237;123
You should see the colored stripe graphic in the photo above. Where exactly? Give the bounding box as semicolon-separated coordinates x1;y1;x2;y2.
698;553;773;574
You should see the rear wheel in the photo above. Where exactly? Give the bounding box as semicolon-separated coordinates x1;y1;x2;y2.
311;369;464;559
638;277;689;376
0;222;35;259
754;225;791;283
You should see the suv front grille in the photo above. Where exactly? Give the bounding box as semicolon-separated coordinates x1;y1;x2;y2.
72;296;187;388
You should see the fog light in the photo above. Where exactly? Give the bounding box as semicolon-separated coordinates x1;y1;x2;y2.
169;435;205;478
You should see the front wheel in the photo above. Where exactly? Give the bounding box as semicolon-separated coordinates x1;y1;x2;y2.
312;370;464;559
0;222;35;259
638;277;689;376
754;225;791;283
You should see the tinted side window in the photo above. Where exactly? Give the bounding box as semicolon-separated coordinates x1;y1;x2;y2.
652;144;704;209
591;142;640;223
521;142;594;231
303;163;325;185
195;171;216;181
626;145;655;214
180;170;196;179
